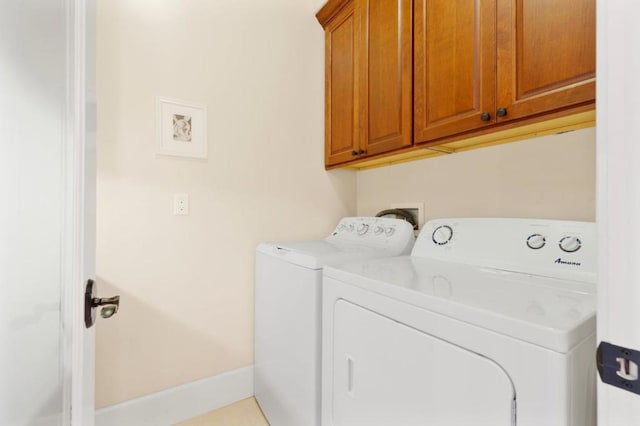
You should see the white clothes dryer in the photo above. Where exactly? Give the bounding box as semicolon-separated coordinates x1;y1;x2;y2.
255;217;415;426
322;218;597;426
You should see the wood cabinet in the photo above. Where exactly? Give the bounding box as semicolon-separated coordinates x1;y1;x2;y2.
359;0;413;157
318;0;596;169
322;2;360;166
319;0;412;166
414;0;497;142
495;0;596;122
416;0;596;144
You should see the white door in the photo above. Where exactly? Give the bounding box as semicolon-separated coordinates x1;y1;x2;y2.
597;1;640;424
0;1;98;425
331;301;515;426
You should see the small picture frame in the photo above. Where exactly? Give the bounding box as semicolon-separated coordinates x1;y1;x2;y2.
156;97;208;159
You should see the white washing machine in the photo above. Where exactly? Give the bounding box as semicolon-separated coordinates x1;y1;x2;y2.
255;217;415;426
322;218;597;426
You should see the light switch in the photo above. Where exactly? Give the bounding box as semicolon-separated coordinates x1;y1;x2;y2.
173;193;189;215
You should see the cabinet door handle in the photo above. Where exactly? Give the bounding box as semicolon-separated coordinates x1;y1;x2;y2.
351;150;358;156
496;107;508;117
358;149;365;155
480;112;491;122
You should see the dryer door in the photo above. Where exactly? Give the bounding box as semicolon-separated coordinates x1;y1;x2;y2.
331;300;515;426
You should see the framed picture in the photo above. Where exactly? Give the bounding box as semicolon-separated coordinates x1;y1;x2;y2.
156;97;208;159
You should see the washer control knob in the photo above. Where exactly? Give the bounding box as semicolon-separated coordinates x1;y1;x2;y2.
432;225;453;245
337;224;346;232
526;234;546;250
347;223;355;232
385;227;395;237
373;226;384;235
559;236;582;253
357;223;369;235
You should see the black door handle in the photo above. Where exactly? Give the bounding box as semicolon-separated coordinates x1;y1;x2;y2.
84;279;120;328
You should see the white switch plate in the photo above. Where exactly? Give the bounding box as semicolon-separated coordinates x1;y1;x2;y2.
173;193;189;215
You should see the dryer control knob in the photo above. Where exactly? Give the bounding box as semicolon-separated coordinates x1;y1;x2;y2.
384;227;395;236
373;226;384;235
559;236;582;253
357;224;369;235
432;225;453;245
526;234;546;250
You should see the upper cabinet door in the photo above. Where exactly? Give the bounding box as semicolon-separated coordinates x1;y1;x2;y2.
414;0;497;144
359;0;413;156
324;2;361;167
496;0;596;122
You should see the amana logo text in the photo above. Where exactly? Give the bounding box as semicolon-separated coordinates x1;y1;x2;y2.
554;258;581;266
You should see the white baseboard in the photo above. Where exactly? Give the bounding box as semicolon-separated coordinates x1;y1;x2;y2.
95;365;254;426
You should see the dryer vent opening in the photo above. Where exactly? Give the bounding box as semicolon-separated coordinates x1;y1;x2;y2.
376;208;419;231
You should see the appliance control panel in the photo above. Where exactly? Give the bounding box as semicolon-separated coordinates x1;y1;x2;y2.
328;217;415;255
413;218;596;283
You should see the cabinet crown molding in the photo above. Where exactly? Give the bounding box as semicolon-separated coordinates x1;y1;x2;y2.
316;0;352;27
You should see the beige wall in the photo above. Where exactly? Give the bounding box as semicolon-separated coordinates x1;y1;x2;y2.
95;0;356;408
310;0;328;13
358;128;596;222
96;0;596;410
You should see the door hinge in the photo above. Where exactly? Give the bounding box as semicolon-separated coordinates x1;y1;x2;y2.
597;341;640;395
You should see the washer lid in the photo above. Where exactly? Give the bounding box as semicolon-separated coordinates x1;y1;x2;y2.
324;256;596;353
257;241;386;270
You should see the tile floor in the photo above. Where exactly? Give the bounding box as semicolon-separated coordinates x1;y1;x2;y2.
178;397;268;426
